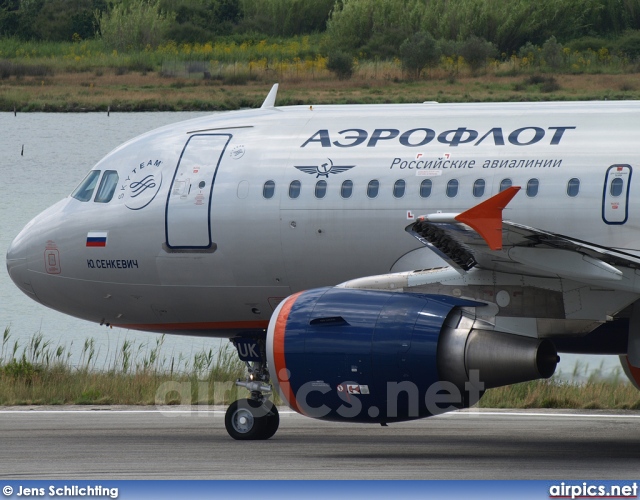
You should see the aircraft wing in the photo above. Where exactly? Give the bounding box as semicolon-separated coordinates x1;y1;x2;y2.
406;186;640;283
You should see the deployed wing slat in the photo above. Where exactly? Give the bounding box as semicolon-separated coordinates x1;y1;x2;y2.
407;187;521;272
407;219;477;271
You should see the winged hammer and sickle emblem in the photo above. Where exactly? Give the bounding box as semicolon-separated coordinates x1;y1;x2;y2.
294;158;355;178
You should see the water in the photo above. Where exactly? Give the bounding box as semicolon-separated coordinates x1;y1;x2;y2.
0;111;225;369
0;112;622;380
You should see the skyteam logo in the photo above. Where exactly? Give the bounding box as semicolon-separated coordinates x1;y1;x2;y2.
294;158;355;178
119;159;163;210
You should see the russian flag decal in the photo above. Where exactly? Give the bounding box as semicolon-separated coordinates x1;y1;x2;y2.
86;231;108;247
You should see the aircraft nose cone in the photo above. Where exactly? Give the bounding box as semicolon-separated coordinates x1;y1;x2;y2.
6;231;36;298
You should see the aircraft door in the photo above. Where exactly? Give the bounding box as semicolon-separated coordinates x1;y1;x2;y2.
165;134;231;249
602;164;632;225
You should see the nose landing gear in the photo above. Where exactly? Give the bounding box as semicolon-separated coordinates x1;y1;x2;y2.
225;337;279;440
225;398;279;440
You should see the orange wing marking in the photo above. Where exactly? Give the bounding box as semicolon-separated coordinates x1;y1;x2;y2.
454;186;521;251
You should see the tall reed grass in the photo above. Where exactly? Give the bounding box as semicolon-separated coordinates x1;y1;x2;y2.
0;327;246;406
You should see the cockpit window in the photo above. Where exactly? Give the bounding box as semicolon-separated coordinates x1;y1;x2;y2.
94;170;119;203
71;170;101;202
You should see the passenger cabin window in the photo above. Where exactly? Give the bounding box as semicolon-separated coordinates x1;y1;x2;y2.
473;179;485;198
367;180;379;198
315;180;327;199
341;180;353;199
611;177;624;197
289;180;301;199
393;179;406;198
527;178;539;197
263;180;275;199
420;179;432;198
72;170;101;202
500;178;512;192
94;170;119;203
567;178;580;197
446;179;459;198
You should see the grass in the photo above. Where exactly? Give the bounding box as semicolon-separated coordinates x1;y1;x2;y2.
479;357;640;410
478;379;640;410
3;71;640;112
0;327;248;406
1;327;639;409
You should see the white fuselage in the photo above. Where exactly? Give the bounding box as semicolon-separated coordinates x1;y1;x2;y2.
7;101;640;337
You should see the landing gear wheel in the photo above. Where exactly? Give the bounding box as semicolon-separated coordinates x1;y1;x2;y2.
225;399;265;440
261;401;280;440
225;399;278;440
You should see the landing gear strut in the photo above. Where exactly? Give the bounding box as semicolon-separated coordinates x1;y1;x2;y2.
225;338;279;440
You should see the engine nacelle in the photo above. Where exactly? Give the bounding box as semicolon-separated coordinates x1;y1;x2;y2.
266;288;557;423
620;355;640;390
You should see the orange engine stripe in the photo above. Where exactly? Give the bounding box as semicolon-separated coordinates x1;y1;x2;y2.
273;292;303;415
625;356;640;386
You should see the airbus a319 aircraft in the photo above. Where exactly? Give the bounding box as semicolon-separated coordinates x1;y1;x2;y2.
7;84;640;439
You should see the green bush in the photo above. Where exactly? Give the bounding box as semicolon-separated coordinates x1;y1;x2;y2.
439;39;461;58
525;74;560;92
326;50;354;80
399;31;440;78
567;36;614;52
617;30;640;59
460;35;497;74
159;0;240;40
518;41;540;64
361;27;409;59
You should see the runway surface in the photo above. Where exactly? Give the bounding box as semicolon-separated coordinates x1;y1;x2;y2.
1;407;639;479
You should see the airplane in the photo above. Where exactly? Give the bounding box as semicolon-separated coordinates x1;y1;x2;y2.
7;83;640;440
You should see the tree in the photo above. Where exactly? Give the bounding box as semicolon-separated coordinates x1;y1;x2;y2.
0;0;21;38
399;31;440;79
542;36;563;68
34;0;103;41
460;35;497;74
0;0;42;40
98;0;175;51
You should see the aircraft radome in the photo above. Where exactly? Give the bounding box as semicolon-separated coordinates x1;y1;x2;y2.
7;84;640;439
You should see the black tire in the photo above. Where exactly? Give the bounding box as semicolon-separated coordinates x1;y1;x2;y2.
225;399;280;440
225;399;268;440
261;401;280;440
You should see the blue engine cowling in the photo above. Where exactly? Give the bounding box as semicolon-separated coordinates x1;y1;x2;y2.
266;287;486;424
